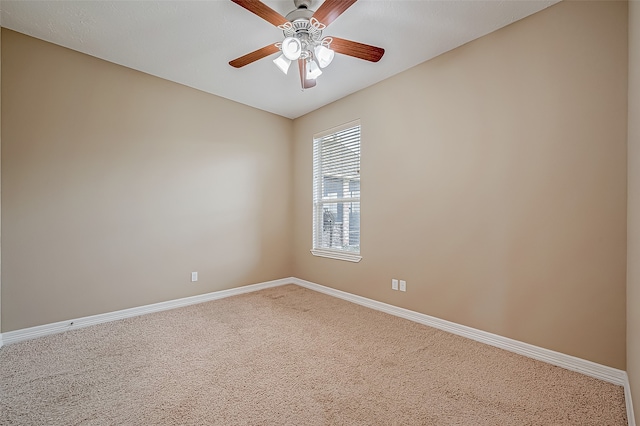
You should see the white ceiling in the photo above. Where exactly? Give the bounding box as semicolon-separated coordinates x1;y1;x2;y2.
0;0;559;119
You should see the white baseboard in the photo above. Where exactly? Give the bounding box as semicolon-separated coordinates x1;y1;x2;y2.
291;278;626;384
1;276;634;425
1;278;291;346
625;373;637;426
291;277;634;425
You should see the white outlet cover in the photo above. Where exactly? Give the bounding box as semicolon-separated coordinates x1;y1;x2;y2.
392;279;399;290
191;272;198;282
400;280;407;292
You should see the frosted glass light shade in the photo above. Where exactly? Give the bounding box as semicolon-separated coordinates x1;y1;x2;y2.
282;37;302;60
314;45;335;68
273;54;291;74
306;60;322;79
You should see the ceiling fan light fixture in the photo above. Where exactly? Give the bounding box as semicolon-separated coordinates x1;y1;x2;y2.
281;36;302;60
273;54;292;74
306;59;323;79
314;44;335;68
229;0;386;90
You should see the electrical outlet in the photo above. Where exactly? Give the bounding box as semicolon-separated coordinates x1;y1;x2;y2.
399;280;406;292
392;279;399;290
191;272;198;282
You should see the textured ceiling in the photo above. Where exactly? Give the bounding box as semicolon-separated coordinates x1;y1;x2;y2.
0;0;559;119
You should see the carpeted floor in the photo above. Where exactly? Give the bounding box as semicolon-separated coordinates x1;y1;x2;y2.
0;284;628;425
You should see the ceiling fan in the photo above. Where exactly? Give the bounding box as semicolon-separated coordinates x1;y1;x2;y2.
229;0;385;89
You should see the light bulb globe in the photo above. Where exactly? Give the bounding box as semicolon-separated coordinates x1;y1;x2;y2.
282;37;302;61
314;45;335;68
273;54;291;74
306;60;323;79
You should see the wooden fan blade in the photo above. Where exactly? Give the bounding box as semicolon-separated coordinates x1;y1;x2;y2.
312;0;358;27
330;37;385;62
229;44;280;68
298;59;317;89
231;0;289;27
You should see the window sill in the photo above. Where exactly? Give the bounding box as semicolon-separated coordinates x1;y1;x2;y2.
311;249;362;263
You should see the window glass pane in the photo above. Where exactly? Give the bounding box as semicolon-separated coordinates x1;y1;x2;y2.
323;176;343;198
317;201;360;252
349;180;360;198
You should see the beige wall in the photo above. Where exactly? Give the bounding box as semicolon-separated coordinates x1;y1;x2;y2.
628;0;640;419
1;29;293;331
292;1;628;369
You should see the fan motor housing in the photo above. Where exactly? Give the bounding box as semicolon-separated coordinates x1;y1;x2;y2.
285;7;314;24
283;3;323;48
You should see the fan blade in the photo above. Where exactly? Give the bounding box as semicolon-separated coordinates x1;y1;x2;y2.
298;59;317;89
231;0;289;27
330;37;385;62
229;44;280;68
312;0;358;27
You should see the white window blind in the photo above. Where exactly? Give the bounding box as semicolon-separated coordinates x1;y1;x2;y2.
312;120;362;262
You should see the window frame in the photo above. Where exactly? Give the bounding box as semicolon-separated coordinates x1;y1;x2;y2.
311;120;362;263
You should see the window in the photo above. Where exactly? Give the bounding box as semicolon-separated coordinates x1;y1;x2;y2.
312;120;362;262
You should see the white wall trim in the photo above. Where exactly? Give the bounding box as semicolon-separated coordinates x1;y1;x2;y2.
626;372;637;426
310;249;362;263
1;278;291;346
294;278;635;424
292;277;627;385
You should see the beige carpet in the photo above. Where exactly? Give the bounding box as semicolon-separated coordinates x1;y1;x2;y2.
0;284;627;425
